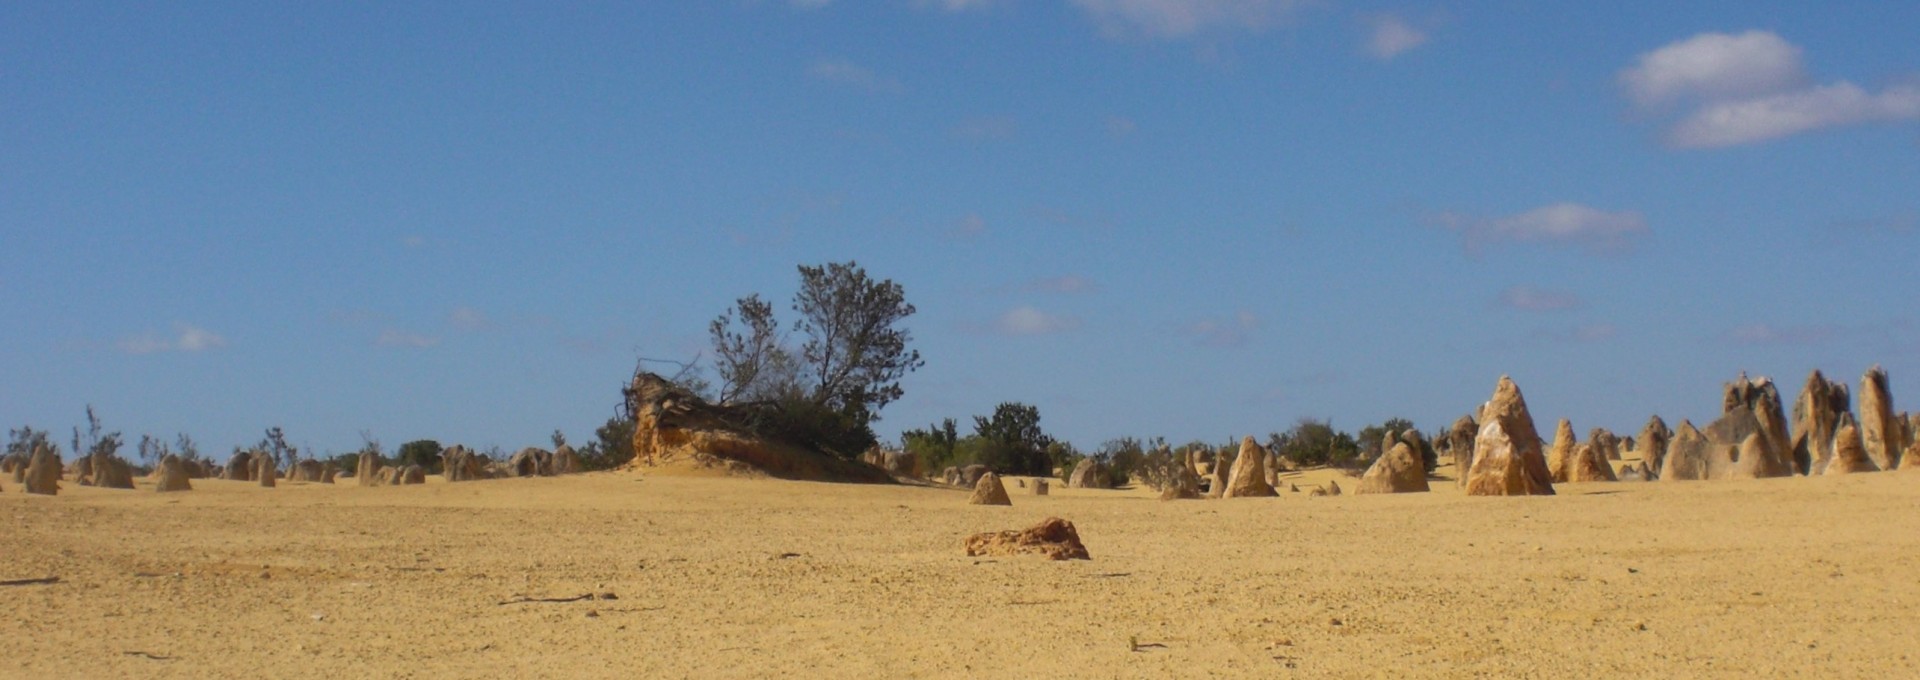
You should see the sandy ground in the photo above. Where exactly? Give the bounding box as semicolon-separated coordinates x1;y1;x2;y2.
5;461;1920;679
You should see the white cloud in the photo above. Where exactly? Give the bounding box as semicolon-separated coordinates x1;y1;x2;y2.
1621;30;1920;148
377;329;440;348
1667;82;1920;148
806;59;902;93
449;306;490;331
1364;13;1427;60
1619;30;1806;107
1497;286;1583;312
994;306;1080;335
1439;202;1649;256
1188;310;1259;347
1067;0;1313;39
118;323;228;355
952;116;1017;141
1022;275;1098;294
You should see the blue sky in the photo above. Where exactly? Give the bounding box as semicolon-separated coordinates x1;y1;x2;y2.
4;1;1917;456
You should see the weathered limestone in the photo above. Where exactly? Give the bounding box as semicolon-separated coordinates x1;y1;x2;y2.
1859;366;1900;471
1356;442;1429;494
1567;443;1618;483
963;517;1090;560
24;445;60;495
967;472;1012;506
288;459;328;483
1589;428;1622;462
223;451;255;481
1447;415;1477;488
1791;370;1849;475
551;445;581;475
1326;480;1343;496
508;447;552;477
1826;414;1878;475
1660;420;1727;481
155;454;192;492
91;454;135;490
1706;374;1794;478
399;465;427;485
254;454;277;488
357;451;381;487
1637;416;1672;478
1158;461;1202;500
443;446;483;482
960;464;990;489
1032;478;1049;495
1465;376;1555;496
1546;419;1577;483
1222;437;1277;498
1206;447;1233;498
1067;459;1110;489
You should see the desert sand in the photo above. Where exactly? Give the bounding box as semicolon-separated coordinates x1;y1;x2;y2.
5;461;1920;678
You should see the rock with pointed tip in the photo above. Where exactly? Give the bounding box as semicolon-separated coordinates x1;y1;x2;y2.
254;454;277;488
357;451;381;487
1356;442;1429;494
1223;437;1277;498
155;454;192;492
1567;443;1618;482
1826;414;1879;475
1546;419;1577;483
24;444;60;495
968;472;1012;505
1465;377;1555;496
1859;366;1900;470
1447;415;1478;487
1636;416;1672;476
1792;370;1849;475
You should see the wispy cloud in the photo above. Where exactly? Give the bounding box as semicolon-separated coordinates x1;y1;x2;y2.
1725;323;1837;346
1497;285;1583;312
1067;0;1314;40
952;116;1017;141
1620;30;1920;148
806;58;903;94
118;323;228;355
1363;13;1427;60
1186;310;1260;347
1436;202;1649;256
991;306;1081;335
449;306;491;331
377;329;441;348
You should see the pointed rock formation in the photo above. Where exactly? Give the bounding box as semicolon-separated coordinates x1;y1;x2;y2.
1158;462;1201;500
155;454;192;492
1636;416;1672;477
1792;370;1849;475
24;444;60;495
963;517;1090;560
1205;449;1231;498
1825;414;1878;475
1567;443;1618;483
223;451;254;481
1546;419;1577;483
287;459;328;483
551;445;581;475
1859;366;1900;471
1589;428;1622;462
1661;420;1730;481
1356;442;1429;494
1706;374;1793;478
1223;437;1277;498
91;454;135;490
357;452;381;487
1618;460;1652;482
968;472;1012;506
1465;376;1555;496
399;465;427;485
1032;478;1049;495
1325;480;1343;496
443;445;483;482
254;454;277;488
509;448;552;477
1447;415;1478;488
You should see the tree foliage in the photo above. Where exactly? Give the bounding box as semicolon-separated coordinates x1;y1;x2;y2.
397;439;444;472
576;416;637;471
1268;418;1361;468
970;402;1054;475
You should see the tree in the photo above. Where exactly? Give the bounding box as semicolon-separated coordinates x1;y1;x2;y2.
1357;417;1417;459
72;405;123;461
793;261;924;422
175;433;201;462
576;416;636;471
1269;418;1361;468
397;440;444;472
972;402;1053;475
901;418;959;473
709;294;793;404
260;427;298;469
6;426;53;458
136;434;172;468
550;429;568;449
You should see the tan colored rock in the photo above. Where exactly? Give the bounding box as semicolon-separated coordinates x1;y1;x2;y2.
1728;433;1779;480
254;454;277;488
624;372;893;484
1707;374;1793;478
1566;443;1617;483
1792;370;1849;475
91;454;135;490
1223;437;1277;498
1326;480;1342;496
357;451;381;487
1307;486;1329;497
1661;421;1724;481
968;472;1012;506
287;459;327;483
1205;450;1230;498
960;464;990;488
400;465;427;485
155;454;192;492
1464;376;1555;496
1546;419;1576;483
551;445;581;475
223;451;254;481
1636;416;1672;478
24;444;60;495
443;446;483;482
1446;415;1477;488
1826;414;1878;475
1859;366;1900;471
1618;460;1652;482
1067;459;1111;489
1356;442;1429;494
1031;479;1049;495
1589;428;1622;462
963;517;1089;560
1158;463;1201;500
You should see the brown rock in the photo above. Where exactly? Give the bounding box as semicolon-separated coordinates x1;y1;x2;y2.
287;459;328;483
1707;374;1793;478
443;446;483;482
1356;442;1429;494
1589;428;1622;462
1158;463;1201;500
1307;486;1329;497
509;448;552;477
1032;478;1049;495
551;445;581;475
1728;433;1778;480
400;465;427;485
960;464;990;488
1859;366;1900;471
24;444;60;495
968;472;1012;506
1566;443;1617;483
224;451;254;481
1546;419;1576;483
254;454;277;488
91;454;135;490
1223;437;1277;498
1326;480;1342;496
1636;416;1672;478
1826;414;1879;475
1660;420;1728;481
963;517;1090;561
1464;376;1555;496
1446;415;1478;488
1067;459;1111;489
357;451;381;487
1792;370;1849;475
155;454;193;492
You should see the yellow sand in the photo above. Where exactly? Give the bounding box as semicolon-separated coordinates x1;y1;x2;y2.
4;462;1919;678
